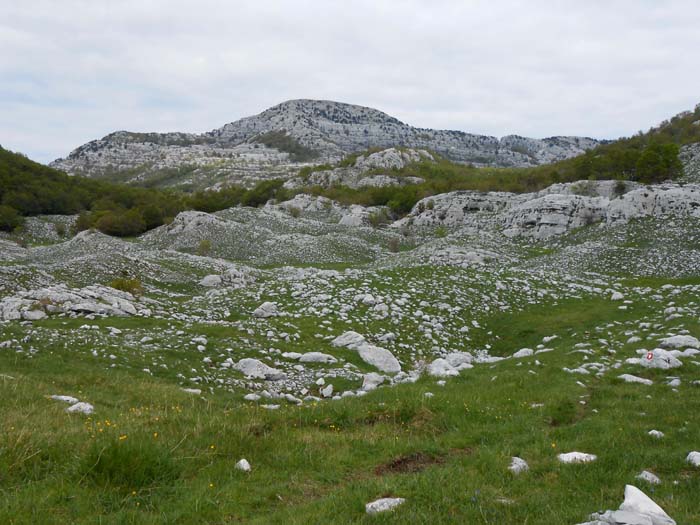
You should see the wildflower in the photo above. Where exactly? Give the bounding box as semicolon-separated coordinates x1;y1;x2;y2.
119;434;128;441
153;432;158;439
551;442;556;448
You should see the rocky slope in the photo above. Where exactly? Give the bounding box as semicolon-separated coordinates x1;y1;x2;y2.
50;99;600;188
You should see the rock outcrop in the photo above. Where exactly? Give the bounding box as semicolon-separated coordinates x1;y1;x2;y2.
0;284;154;321
396;181;700;240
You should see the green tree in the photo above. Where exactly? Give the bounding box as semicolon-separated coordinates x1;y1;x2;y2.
0;205;23;232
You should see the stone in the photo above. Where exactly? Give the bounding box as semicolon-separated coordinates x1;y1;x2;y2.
636;471;661;485
687;451;700;467
298;352;337;364
50;395;79;404
558;452;597;464
331;331;366;349
252;302;278;318
445;351;474;367
512;348;534;358
233;358;286;380
577;485;676;525
199;274;222;287
362;373;385;391
181;388;202;395
66;402;94;415
427;358;459;377
618;374;653;386
320;384;334;398
509;456;529;474
365;497;406;515
22;309;48;321
658;335;700;349
356;344;401;374
638;349;682;370
618;485;676;525
234;459;251;472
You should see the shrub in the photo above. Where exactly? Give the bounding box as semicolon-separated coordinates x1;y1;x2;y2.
254;131;319;162
368;209;390;228
613;179;627;197
241;179;285;208
287;206;301;218
54;222;67;236
0;205;23;232
434;225;448;238
95;209;146;237
196;239;212;256
387;237;401;252
109;277;143;296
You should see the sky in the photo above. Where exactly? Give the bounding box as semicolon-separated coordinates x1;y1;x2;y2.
2;0;699;164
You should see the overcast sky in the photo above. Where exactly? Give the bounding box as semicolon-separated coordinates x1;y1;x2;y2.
2;0;699;164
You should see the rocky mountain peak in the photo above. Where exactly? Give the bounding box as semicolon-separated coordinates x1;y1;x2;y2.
51;99;602;186
257;99;406;126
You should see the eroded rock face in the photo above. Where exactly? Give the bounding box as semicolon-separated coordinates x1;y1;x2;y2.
284;148;431;191
503;194;609;239
607;185;700;224
0;284;154;321
397;181;700;240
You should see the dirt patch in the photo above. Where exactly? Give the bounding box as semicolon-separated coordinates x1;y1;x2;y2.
375;452;444;475
375;447;473;476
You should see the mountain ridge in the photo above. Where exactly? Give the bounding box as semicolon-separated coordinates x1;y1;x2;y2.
50;99;602;187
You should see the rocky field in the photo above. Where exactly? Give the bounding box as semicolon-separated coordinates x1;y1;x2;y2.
1;147;700;523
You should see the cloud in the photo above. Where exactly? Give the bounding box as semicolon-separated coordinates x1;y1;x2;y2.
1;0;699;163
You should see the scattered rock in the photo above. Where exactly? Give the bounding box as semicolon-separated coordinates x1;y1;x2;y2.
509;456;529;474
66;402;94;415
687;451;700;467
365;497;406;515
233;358;286;380
558;452;597;464
578;485;676;525
252;302;278;318
636;471;661;485
234;459;251;472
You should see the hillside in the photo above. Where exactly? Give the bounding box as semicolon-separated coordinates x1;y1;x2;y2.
49;99;601;189
2;172;700;522
2;103;700;523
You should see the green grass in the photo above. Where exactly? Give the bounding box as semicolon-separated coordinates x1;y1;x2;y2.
1;276;699;524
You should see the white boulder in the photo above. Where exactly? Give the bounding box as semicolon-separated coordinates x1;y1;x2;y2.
298;352;337;364
509;456;529;474
66;402;94;415
252;302;279;318
235;459;251;472
687;451;700;467
233;358;286;380
558;452;597;464
365;497;405;515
